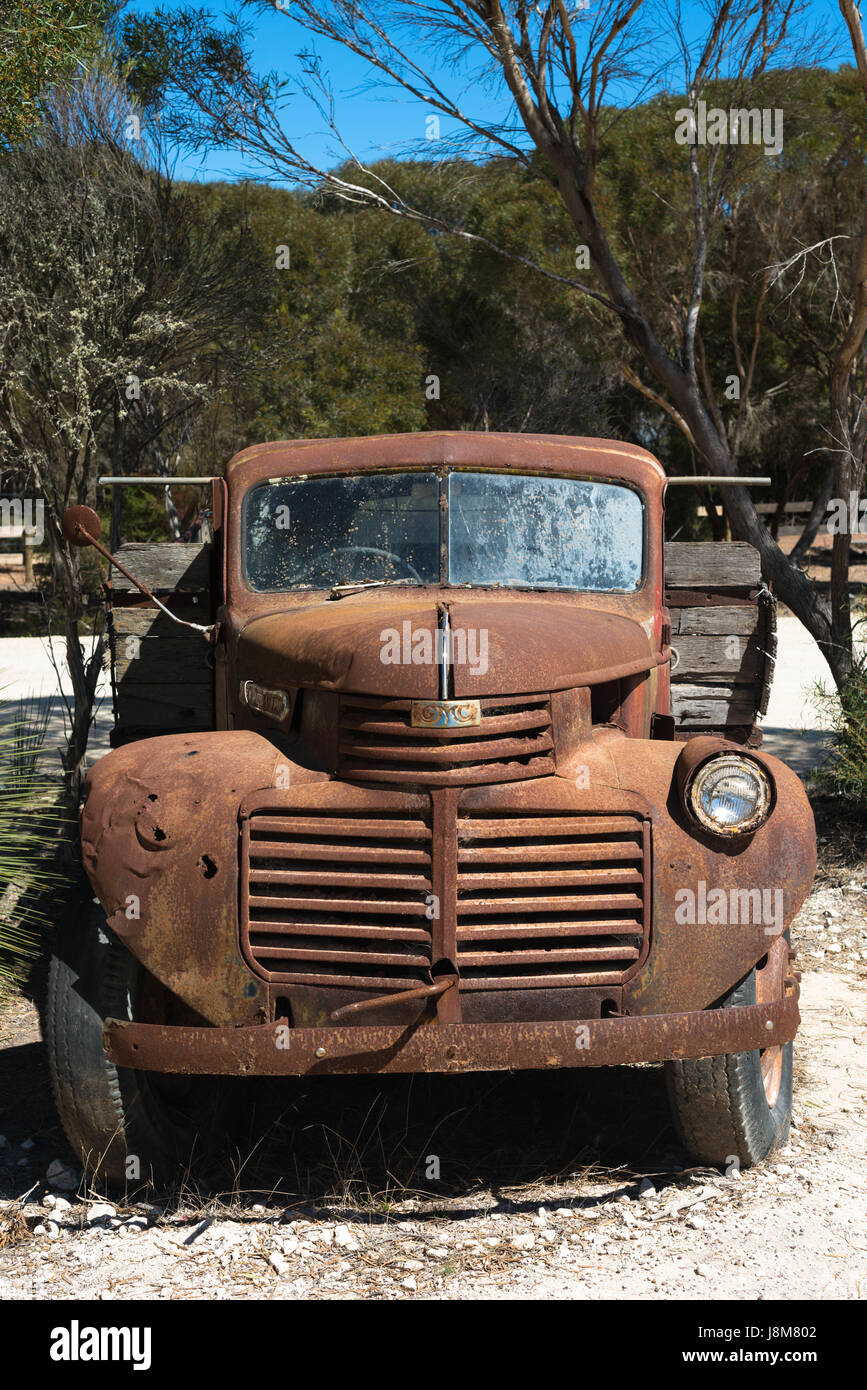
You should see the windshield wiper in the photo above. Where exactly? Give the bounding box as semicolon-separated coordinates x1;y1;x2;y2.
328;578;421;601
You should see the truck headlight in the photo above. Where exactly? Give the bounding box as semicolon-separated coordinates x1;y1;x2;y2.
684;754;772;836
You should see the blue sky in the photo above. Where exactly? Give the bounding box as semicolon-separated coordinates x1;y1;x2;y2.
124;0;850;184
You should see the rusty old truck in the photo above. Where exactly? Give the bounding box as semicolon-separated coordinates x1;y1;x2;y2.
50;432;816;1184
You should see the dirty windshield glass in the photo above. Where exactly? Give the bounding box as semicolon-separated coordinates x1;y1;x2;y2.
242;470;644;592
448;472;644;591
243;473;440;590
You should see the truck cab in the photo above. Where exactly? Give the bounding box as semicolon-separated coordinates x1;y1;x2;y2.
50;433;816;1185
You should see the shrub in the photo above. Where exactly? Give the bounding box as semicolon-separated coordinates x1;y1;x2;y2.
0;696;71;995
813;662;867;800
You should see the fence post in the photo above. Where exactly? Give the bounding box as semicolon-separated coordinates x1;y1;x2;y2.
23;525;37;586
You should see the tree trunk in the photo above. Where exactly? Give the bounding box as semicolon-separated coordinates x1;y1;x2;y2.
61;610;105;807
791;466;834;563
50;535;105;806
547;159;847;684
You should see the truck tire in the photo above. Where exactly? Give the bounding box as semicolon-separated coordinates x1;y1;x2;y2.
664;936;793;1170
46;892;232;1189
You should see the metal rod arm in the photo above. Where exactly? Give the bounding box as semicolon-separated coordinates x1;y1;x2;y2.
665;476;771;485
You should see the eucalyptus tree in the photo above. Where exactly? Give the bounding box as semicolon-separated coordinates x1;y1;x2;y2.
118;0;867;685
0;73;269;799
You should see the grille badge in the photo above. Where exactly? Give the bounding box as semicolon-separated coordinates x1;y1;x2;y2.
411;699;481;729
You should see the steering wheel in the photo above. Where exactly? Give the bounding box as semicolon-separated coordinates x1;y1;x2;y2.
288;545;425;585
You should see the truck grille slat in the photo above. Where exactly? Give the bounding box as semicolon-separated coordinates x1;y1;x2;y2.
340;709;550;739
243;920;433;942
459;969;630;990
457;893;643;915
456;812;649;989
458;841;641;864
339;731;554;764
249;841;431;865
456;815;639;838
249;868;431;891
338;695;555;786
457;918;642;939
241;809;434;988
263;969;430;991
248;893;431;917
343;759;555;786
458;867;642;890
459;946;640;966
249;815;430;840
251;944;431;968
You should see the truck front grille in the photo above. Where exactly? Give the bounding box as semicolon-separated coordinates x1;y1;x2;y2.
338;693;555;786
455;812;649;989
240;809;433;988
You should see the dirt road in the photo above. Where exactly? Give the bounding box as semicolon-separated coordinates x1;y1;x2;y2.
1;887;865;1299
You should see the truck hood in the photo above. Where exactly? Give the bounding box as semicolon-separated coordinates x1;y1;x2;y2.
236;594;659;698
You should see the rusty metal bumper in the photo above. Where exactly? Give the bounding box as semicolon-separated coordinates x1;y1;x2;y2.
103;992;799;1076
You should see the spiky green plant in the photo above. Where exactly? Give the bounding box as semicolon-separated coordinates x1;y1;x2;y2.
0;694;72;995
812;660;867;801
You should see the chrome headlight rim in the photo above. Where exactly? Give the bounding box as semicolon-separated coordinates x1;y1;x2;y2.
684;751;774;838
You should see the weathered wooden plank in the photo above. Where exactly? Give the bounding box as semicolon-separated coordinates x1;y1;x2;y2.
114;637;212;684
116;681;212;709
671;686;758;725
664;542;760;589
671;703;758;726
112;609;206;638
110;543;211;595
115;684;212;727
671;635;761;682
671;682;759;700
671;606;759;637
109;546;214;735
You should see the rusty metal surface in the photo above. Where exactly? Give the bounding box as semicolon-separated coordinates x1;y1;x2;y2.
103;992;800;1075
223;433;669;743
80;723;815;1035
330;977;455;1021
463;732;816;1017
76;431;816;1074
225;431;668;496
453;811;649;990
338;692;556;786
233;595;663;702
80;731;328;1024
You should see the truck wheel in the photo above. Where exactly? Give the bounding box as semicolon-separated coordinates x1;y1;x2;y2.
46;893;232;1189
664;935;793;1170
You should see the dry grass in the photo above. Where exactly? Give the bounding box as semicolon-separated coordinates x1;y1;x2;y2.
0;1184;38;1249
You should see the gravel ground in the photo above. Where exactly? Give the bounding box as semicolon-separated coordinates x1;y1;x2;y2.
1;861;865;1302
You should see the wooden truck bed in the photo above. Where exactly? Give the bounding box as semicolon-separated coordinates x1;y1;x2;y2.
666;541;776;742
107;542;214;744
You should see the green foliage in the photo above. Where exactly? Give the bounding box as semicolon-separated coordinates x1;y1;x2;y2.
813;659;867;801
7;21;867;557
141;65;867;521
0;697;71;994
0;0;108;144
0;75;271;536
183;161;618;469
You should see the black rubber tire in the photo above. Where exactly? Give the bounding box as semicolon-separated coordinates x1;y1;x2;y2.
46;892;232;1190
664;959;793;1170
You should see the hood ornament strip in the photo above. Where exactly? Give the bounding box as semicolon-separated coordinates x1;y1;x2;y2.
411;605;481;728
440;605;450;700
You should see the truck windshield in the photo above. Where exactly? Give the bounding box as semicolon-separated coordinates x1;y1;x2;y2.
242;470;644;592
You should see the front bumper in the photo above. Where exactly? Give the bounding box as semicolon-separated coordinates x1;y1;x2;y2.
104;991;799;1076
